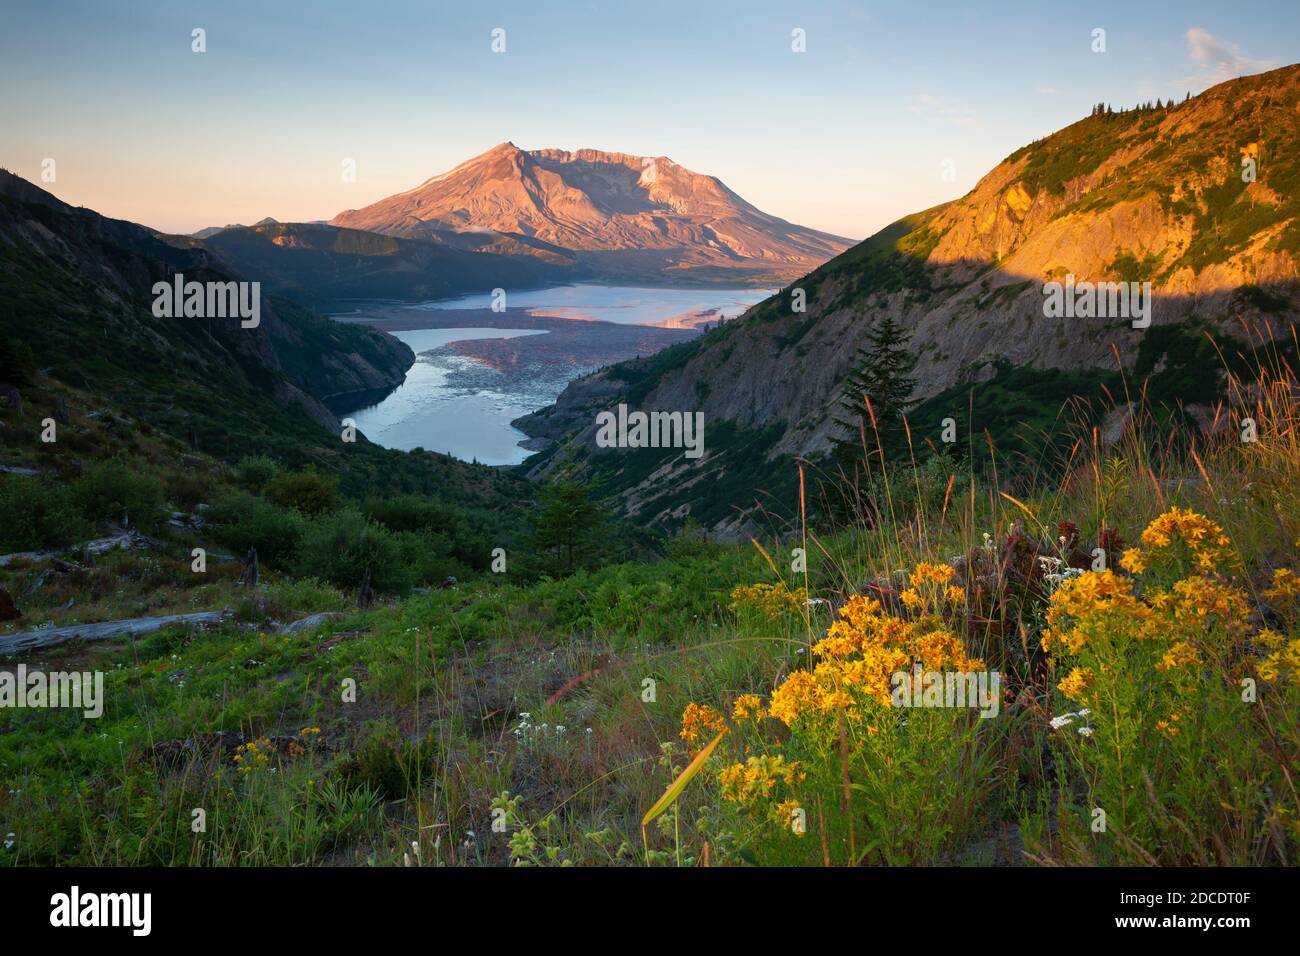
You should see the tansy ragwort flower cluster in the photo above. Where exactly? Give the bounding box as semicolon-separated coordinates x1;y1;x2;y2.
232;727;322;773
685;564;984;834
769;580;982;728
717;756;806;831
900;562;967;615
1258;569;1300;683
719;565;982;733
1119;505;1237;575
679;702;729;754
233;738;274;774
729;581;806;620
1044;509;1296;708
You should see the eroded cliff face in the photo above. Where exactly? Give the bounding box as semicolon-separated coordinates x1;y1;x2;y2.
516;66;1300;533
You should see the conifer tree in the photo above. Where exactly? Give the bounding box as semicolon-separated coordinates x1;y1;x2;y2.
526;479;610;575
831;314;918;468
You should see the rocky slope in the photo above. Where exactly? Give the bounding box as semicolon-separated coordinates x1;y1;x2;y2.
332;142;852;283
516;66;1300;534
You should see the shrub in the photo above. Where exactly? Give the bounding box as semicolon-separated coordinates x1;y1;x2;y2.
294;509;410;592
206;492;305;568
235;455;281;493
71;460;164;532
394;529;469;585
362;494;465;536
264;469;341;516
163;470;213;510
261;577;348;614
0;337;36;386
0;476;88;551
363;494;487;569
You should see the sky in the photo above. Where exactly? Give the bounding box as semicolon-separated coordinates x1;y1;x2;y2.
2;0;1296;240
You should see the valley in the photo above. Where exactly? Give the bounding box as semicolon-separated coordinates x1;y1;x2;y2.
1;2;1298;895
330;284;772;463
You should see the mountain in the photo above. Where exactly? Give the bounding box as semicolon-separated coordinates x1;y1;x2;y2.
180;219;580;307
331;142;852;283
515;65;1300;535
190;216;279;239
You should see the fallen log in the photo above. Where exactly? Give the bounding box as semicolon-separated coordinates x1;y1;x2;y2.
0;529;152;568
0;610;228;655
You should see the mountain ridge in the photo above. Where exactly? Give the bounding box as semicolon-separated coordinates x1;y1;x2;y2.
169;219;581;308
331;142;852;283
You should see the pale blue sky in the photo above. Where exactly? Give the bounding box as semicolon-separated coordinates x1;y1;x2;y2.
2;1;1295;238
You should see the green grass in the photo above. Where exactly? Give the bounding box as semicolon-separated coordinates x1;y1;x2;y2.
6;386;1296;865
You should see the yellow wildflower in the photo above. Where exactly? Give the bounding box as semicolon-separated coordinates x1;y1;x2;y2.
1156;640;1201;672
731;694;766;722
768;670;823;727
730;582;805;619
772;798;805;835
900;563;961;614
1057;666;1094;700
718;755;804;804
679;702;728;753
1264;568;1300;606
770;584;982;727
1120;547;1146;574
1130;507;1235;573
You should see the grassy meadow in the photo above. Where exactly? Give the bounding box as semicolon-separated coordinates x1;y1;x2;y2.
1;327;1298;868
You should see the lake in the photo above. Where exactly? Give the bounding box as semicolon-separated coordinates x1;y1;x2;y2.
342;284;774;465
409;283;772;327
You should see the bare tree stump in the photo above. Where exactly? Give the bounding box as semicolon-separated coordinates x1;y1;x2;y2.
357;567;375;609
238;547;259;587
0;586;20;623
54;395;70;424
1;385;21;415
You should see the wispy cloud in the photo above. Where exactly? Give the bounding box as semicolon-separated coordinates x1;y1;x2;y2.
1182;27;1278;91
1035;86;1058;96
907;93;985;129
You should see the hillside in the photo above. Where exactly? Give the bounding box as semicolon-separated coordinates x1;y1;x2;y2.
4;335;1296;870
183;220;580;308
515;66;1300;535
0;171;533;510
332;142;852;284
